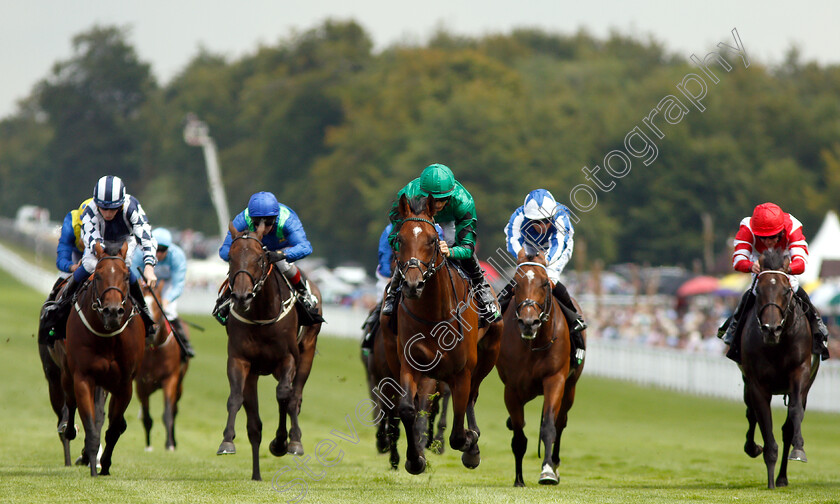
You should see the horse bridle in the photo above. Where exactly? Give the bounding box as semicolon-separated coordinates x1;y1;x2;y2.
229;234;270;297
754;269;795;329
395;217;445;282
514;261;553;339
90;255;130;315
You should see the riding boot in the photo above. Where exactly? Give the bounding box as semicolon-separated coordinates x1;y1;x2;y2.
722;290;754;364
552;282;587;332
212;286;231;326
171;318;196;358
461;255;501;326
129;281;159;340
361;302;382;355
41;275;83;335
381;277;401;317
292;277;320;317
497;279;515;315
796;288;831;361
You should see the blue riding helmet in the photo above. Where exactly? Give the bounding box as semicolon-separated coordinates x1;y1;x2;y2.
523;189;558;220
248;191;280;217
93;175;126;209
152;228;172;248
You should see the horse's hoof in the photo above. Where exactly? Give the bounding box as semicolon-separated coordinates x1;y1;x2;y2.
74;455;87;466
376;436;389;454
405;456;427;475
269;439;287;457
538;463;559;485
288;441;304;456
514;479;525;487
166;446;176;452
461;449;481;469
145;446;153;453
744;442;763;458
216;441;236;455
776;476;788;487
789;449;807;462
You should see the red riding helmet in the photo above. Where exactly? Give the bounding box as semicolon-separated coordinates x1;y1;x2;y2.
751;202;785;237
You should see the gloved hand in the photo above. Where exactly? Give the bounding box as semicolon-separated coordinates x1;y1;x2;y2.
267;250;286;263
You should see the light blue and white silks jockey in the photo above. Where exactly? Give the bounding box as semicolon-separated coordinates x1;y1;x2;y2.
218;204;312;262
504;189;574;284
77;193;157;283
132;229;187;320
376;222;445;295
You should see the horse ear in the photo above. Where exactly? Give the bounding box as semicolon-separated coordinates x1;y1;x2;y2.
229;221;242;239
119;241;128;258
94;241;105;259
398;194;410;218
783;255;791;273
758;253;765;270
427;195;437;217
254;220;266;240
516;248;527;262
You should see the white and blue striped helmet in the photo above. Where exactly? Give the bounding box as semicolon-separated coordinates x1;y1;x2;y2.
93;175;126;209
523;189;557;220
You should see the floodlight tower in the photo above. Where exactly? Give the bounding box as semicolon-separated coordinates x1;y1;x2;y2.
183;113;230;238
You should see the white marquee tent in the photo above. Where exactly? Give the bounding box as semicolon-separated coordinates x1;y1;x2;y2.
800;210;840;285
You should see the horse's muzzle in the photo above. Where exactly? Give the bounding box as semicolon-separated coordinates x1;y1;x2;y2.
403;279;425;299
231;291;255;312
518;318;541;340
101;305;125;331
760;323;783;344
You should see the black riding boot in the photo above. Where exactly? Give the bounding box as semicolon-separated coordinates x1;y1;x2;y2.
720;289;754;364
381;277;401;317
41;275;83;336
212;287;231;326
552;283;586;367
796;287;831;361
497;279;515;315
460;255;501;326
171;318;196;358
361;302;382;355
129;281;158;339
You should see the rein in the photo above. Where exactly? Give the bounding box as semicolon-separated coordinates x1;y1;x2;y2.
228;234;295;325
754;269;796;330
514;261;555;349
76;255;138;338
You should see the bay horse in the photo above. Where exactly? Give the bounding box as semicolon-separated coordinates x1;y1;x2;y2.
135;280;189;451
496;248;585;486
740;249;820;489
381;194;502;474
361;316;451;469
216;222;323;481
61;240;146;476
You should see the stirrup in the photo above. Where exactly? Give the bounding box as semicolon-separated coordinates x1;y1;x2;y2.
573;318;587;332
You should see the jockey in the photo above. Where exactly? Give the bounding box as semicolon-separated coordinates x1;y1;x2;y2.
55;198;94;278
383;163;501;326
499;189;586;367
213;191;320;325
131;228;196;358
717;202;830;362
41;175;159;338
361;221;444;354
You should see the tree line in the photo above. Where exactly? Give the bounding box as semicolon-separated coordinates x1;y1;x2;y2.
1;21;838;270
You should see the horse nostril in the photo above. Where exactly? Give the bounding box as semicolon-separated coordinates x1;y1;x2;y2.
117;307;125;316
246;292;255;301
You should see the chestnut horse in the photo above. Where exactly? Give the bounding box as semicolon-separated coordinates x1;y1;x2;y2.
61;241;146;476
216;222;323;481
135;280;189;451
381;194;502;474
740;249;819;489
497;249;585;486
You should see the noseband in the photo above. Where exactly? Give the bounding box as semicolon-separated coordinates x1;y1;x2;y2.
514;261;553;340
754;269;794;329
229;234;270;297
395;217;445;282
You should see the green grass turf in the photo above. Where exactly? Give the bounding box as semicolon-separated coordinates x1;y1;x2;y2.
1;268;839;503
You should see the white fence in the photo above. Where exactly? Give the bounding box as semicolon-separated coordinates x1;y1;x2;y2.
586;339;840;413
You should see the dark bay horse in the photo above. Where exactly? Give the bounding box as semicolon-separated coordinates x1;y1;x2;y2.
135;280;189;451
216;222;323;481
740;249;819;489
62;241;146;476
381;194;502;475
362;317;451;469
497;249;585;486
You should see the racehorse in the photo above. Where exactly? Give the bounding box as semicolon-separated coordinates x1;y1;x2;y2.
740;249;820;489
381;194;502;474
216;222;323;481
61;240;146;476
361;317;451;469
135;280;190;451
496;248;585;486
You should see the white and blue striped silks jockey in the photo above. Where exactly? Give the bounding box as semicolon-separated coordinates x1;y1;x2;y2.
504;189;574;283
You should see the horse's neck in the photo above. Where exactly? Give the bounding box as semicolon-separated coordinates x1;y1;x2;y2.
253;270;285;314
538;295;565;347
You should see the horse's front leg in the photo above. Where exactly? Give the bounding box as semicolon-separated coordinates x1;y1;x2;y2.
538;373;566;485
434;383;451;454
504;385;527;487
447;368;476;454
777;375;808;487
217;357;249;455
99;381;133;476
398;370;423;474
553;376;579;469
748;384;777;489
73;375;99;477
161;373;180;451
242;374;263;481
271;354;300;457
742;376;763;458
136;383;153;450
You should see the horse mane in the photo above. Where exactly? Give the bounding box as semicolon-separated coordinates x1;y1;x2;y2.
761;248;788;271
523;242;540;261
408;196;431;216
102;239;127;257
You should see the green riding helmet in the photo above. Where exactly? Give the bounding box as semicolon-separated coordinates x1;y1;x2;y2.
419;164;455;198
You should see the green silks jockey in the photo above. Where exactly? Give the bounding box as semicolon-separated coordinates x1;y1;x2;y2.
383;163;501;326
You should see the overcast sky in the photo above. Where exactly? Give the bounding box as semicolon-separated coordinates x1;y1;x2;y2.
1;0;838;119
